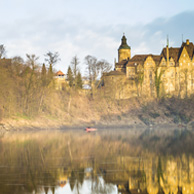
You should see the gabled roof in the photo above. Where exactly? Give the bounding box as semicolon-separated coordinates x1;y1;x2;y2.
126;54;162;67
130;55;149;62
56;70;65;76
152;55;162;64
161;47;180;63
161;41;194;63
114;39;194;73
181;42;194;59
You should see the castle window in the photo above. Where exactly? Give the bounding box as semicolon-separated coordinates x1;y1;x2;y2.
170;62;173;66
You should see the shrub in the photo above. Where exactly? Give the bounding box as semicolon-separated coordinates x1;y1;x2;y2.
149;112;160;119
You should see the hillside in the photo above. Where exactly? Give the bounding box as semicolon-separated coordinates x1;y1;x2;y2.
0;56;194;131
1;92;194;131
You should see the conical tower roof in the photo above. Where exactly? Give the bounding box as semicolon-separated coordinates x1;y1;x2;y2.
118;34;131;50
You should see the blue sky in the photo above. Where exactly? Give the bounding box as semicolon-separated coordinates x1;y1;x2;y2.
1;0;194;74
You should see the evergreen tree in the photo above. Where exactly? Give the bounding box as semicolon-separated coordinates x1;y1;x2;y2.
69;170;76;191
46;63;55;88
48;63;53;76
67;66;74;87
48;63;53;81
41;63;47;87
76;71;83;89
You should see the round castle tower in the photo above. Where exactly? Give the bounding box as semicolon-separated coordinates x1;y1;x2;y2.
118;34;131;62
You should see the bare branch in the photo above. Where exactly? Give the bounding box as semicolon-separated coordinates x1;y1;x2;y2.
45;51;60;67
0;45;6;59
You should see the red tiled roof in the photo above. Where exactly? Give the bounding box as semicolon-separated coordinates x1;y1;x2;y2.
56;70;65;76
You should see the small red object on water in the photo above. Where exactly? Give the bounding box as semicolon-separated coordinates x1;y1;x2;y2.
85;127;97;132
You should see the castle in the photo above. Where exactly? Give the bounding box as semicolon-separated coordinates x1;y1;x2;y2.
102;35;194;99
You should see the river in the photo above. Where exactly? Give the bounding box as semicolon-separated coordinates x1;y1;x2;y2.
0;127;193;194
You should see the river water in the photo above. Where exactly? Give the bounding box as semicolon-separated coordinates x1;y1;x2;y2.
0;127;193;194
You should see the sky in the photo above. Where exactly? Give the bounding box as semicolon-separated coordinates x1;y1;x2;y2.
1;0;194;74
40;178;117;194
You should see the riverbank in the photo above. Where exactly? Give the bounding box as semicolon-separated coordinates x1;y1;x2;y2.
0;115;193;133
0;97;194;132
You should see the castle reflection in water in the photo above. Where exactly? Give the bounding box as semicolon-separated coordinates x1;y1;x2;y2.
0;129;194;194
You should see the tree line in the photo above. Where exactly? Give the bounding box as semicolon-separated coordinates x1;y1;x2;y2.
66;55;112;89
0;44;112;120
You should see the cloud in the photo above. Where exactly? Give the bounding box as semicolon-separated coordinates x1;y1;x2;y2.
1;11;194;74
115;11;194;56
143;11;194;47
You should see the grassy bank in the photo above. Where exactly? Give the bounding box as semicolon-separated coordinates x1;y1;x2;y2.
1;92;194;131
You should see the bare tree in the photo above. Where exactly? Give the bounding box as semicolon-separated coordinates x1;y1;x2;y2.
85;55;102;98
12;56;24;64
45;51;60;67
97;59;112;76
71;55;80;78
85;55;99;85
70;55;80;88
45;51;60;85
26;54;39;70
24;54;40;115
0;44;6;59
11;56;24;75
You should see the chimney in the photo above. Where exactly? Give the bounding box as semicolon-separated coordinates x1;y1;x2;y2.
186;39;189;45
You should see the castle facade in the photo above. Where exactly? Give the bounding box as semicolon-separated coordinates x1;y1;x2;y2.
102;35;194;99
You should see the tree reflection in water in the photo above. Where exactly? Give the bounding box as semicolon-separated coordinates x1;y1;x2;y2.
0;128;193;194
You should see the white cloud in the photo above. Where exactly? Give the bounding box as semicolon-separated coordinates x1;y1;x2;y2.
1;10;194;75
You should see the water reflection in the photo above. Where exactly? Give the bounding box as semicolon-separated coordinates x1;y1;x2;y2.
0;128;194;194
